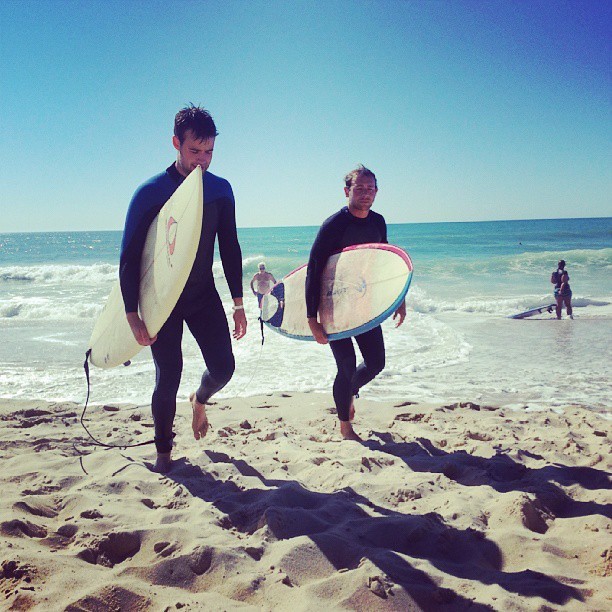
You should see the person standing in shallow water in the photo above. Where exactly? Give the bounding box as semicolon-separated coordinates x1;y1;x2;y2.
119;105;247;473
250;262;276;307
305;165;406;441
551;259;573;319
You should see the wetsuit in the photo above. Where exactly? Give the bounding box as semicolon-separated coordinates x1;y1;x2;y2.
306;206;387;421
120;164;243;453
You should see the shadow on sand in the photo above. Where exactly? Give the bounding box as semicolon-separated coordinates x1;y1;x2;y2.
164;447;589;610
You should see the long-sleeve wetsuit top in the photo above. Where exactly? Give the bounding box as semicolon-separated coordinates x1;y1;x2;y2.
119;163;243;316
305;206;387;319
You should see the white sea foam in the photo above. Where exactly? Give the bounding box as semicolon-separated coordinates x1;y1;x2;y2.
0;263;118;285
0;296;101;320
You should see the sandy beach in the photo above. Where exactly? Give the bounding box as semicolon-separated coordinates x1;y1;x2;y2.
1;393;609;611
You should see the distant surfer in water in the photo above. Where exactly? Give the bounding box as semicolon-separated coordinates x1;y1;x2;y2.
120;105;247;473
551;259;573;319
306;165;407;441
250;262;276;307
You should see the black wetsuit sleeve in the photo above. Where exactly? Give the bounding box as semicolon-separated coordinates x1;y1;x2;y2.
218;195;243;299
119;207;159;313
305;221;337;319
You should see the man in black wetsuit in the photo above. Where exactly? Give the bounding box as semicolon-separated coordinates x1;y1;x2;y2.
120;105;247;472
306;165;406;441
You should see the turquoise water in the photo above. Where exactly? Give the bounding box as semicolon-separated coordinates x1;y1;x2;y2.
0;218;610;410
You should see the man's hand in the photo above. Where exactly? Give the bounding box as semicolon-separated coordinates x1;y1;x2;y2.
393;300;407;328
126;312;157;346
233;308;247;340
308;318;328;344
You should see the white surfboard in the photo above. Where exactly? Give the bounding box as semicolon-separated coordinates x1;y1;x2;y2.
508;303;556;319
88;166;203;368
261;243;413;341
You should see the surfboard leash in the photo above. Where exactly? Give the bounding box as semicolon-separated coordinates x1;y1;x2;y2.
79;314;266;460
79;349;156;451
234;316;266;394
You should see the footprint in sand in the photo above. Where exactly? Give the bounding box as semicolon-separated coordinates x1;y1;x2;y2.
154;541;180;557
22;486;61;495
77;531;141;567
66;586;150;611
57;524;79;538
1;559;35;582
13;499;59;518
80;509;103;519
1;519;48;538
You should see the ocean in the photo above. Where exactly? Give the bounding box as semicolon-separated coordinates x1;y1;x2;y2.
1;217;611;412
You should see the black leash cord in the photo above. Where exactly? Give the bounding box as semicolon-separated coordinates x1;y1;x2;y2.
80;349;155;450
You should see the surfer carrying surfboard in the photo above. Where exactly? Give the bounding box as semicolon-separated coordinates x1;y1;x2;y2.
119;105;247;472
306;165;406;441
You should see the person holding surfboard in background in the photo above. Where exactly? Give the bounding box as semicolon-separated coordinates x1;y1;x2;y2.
306;165;406;441
551;259;573;319
120;105;247;472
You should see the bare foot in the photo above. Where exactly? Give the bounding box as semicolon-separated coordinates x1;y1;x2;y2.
190;392;209;440
154;452;172;473
340;421;362;441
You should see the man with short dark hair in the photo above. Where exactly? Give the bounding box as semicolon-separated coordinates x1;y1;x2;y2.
306;165;406;441
120;105;247;472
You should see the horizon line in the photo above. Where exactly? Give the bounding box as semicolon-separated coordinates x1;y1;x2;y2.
1;215;610;235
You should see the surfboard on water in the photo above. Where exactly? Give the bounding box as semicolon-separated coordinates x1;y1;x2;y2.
260;243;413;341
88;166;203;368
508;304;556;320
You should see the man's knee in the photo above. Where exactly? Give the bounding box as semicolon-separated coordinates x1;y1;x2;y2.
154;366;182;399
337;356;357;380
365;353;385;376
209;355;235;387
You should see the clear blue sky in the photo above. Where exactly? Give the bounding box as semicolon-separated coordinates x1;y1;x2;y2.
1;0;610;232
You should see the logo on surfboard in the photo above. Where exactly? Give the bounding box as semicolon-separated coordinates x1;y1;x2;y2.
325;278;367;298
166;217;178;265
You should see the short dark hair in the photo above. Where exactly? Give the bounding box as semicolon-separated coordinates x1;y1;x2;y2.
344;164;377;189
174;104;218;143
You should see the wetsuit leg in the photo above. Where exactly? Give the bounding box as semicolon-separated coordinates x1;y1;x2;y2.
329;338;357;421
329;325;385;422
150;309;185;453
185;294;235;405
352;325;385;393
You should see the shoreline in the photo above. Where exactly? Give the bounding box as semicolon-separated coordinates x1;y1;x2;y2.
1;393;610;610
